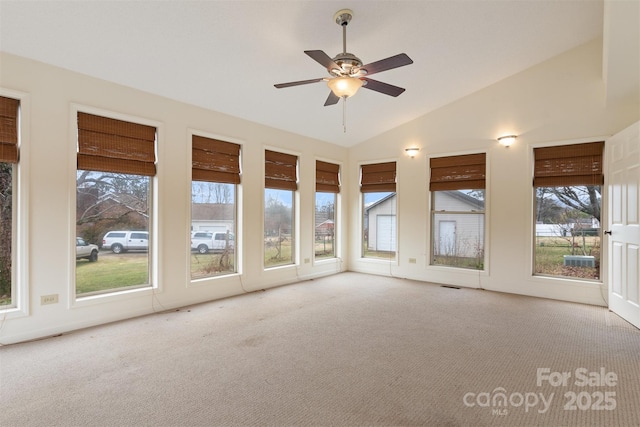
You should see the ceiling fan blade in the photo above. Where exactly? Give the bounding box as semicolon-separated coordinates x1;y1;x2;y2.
274;78;325;89
324;91;340;106
305;50;340;70
359;53;413;76
361;78;406;97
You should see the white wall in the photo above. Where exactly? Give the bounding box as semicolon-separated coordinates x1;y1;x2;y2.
0;53;348;344
348;37;639;305
2;32;639;343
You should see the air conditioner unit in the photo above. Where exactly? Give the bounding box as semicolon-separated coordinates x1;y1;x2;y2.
563;255;596;267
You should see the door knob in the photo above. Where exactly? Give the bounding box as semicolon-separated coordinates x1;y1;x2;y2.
604;230;612;235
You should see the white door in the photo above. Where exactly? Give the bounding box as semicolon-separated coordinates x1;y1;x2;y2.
376;215;397;251
608;121;640;329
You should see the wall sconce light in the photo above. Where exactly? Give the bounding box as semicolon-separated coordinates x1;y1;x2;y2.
497;135;517;147
405;148;420;158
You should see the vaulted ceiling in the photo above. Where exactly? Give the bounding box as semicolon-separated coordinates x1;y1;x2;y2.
0;1;611;146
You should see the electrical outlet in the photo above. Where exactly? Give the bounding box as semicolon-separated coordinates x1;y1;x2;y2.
408;258;417;264
304;258;310;264
41;294;59;305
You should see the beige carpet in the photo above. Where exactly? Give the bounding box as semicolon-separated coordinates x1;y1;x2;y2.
1;272;639;426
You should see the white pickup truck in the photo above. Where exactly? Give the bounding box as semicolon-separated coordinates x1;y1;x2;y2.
76;237;99;262
191;231;234;254
102;230;149;254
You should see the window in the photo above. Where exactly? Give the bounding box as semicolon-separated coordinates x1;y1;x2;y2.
429;153;486;270
76;112;156;296
0;96;19;307
533;142;603;280
191;135;239;279
361;162;396;260
315;161;339;260
264;150;297;267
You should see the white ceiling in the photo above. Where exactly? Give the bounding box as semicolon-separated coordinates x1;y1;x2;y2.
0;0;605;147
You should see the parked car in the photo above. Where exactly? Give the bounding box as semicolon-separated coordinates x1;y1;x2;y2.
76;237;99;262
102;230;149;254
191;231;234;254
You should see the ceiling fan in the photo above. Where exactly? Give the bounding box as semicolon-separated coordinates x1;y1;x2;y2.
274;9;413;107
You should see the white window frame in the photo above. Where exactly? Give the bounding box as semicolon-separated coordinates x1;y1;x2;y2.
359;158;399;262
0;88;30;318
263;146;300;270
313;157;342;264
426;150;491;275
187;130;243;284
529;138;606;284
70;104;161;306
314;191;338;262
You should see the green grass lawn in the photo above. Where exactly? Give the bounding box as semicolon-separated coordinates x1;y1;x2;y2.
363;249;396;260
78;251;238;288
314;239;335;259
76;253;149;295
74;236;599;296
432;255;483;270
191;252;235;279
264;239;293;267
534;236;600;279
362;240;396;260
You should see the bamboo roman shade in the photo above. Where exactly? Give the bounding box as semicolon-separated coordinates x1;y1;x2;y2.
0;96;19;163
360;162;396;193
533;142;604;187
77;112;156;176
265;150;298;191
316;160;340;193
192;136;241;184
430;153;486;191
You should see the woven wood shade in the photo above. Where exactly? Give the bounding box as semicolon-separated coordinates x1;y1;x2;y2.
265;150;298;191
430;153;486;191
534;142;604;187
0;96;19;163
192;136;241;184
316;160;340;193
77;112;156;176
361;162;396;193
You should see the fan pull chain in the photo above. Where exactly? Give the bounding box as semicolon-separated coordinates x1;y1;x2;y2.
342;96;347;133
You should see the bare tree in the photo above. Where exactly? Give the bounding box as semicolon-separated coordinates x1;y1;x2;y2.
192;182;232;204
264;194;292;260
213;183;232;204
536;188;564;223
0;163;12;297
76;171;149;243
550;186;600;221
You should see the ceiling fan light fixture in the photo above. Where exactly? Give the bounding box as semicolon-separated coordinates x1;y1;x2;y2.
327;76;363;98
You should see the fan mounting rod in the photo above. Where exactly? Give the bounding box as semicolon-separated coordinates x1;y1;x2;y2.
330;9;364;76
334;9;353;53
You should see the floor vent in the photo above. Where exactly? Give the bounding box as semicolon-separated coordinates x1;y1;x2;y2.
563;255;596;268
441;285;460;289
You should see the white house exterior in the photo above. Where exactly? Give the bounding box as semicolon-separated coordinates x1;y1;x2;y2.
535;219;600;237
432;191;484;259
364;191;484;257
191;203;234;233
364;193;397;252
